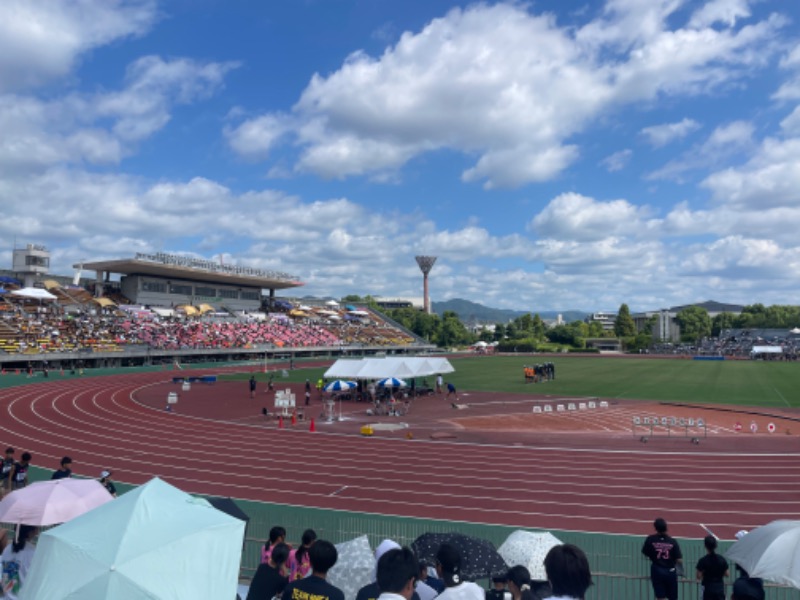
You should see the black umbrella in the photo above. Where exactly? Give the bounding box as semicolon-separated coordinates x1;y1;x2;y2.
411;532;507;580
206;497;250;534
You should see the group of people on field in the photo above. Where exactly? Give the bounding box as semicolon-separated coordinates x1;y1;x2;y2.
523;363;555;383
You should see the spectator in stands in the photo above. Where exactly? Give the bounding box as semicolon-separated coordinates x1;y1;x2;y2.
435;543;484;600
1;448;14;498
262;526;288;564
419;560;444;594
375;547;419;600
50;456;73;480
290;529;317;581
99;470;117;497
695;535;727;600
543;544;592;600
0;524;38;598
357;540;434;600
9;452;31;490
281;540;343;600
506;565;551;600
731;573;764;600
487;575;510;600
247;541;290;600
642;518;683;600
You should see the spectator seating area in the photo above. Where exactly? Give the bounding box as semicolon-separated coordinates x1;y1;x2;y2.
653;329;800;359
0;285;418;355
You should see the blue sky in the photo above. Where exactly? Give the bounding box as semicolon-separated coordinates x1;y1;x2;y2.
2;0;800;312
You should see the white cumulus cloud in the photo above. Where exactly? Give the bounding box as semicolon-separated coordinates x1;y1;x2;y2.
227;1;782;189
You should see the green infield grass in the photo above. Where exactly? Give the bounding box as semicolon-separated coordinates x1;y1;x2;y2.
220;355;799;409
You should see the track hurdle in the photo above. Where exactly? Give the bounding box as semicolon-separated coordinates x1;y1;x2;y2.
633;416;707;442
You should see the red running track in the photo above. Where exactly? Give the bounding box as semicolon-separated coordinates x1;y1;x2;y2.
1;370;799;540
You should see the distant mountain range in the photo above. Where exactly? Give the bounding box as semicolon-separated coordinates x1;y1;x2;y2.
432;298;588;324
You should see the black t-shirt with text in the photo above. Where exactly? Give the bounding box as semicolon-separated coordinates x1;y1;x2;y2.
282;575;344;600
642;533;682;568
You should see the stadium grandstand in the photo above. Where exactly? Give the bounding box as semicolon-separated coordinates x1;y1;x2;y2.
0;247;433;369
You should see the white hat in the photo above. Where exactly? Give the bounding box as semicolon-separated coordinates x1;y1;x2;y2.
735;530;748;540
100;470;111;478
374;539;401;579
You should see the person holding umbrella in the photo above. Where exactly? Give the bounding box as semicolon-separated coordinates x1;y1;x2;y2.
0;524;38;599
435;543;484;600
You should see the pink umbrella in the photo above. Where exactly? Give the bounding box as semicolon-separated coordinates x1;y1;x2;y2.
0;478;113;526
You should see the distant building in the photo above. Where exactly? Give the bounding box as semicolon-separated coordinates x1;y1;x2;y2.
11;244;50;288
373;296;424;311
585;311;617;332
79;252;303;312
632;300;745;342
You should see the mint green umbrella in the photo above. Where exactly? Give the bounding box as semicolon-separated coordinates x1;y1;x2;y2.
20;478;245;599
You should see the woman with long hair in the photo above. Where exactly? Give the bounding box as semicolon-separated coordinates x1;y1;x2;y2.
1;525;38;599
434;543;484;600
506;565;551;600
290;529;317;580
696;536;728;600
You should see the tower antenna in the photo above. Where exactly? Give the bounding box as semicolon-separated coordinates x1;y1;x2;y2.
415;256;437;314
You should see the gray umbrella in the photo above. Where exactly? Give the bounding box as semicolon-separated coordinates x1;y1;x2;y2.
726;520;800;589
328;535;375;600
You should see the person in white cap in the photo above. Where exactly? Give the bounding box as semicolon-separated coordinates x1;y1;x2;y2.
356;540;436;600
99;470;116;497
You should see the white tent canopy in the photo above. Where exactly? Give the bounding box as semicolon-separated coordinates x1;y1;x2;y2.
10;287;57;300
752;345;783;354
324;356;454;380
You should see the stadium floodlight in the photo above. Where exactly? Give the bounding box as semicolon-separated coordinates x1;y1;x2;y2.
415;256;437;314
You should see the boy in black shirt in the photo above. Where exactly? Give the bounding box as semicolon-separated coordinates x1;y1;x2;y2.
282;540;344;600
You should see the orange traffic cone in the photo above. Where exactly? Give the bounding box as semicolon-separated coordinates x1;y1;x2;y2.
291;411;297;426
309;418;316;433
278;416;284;429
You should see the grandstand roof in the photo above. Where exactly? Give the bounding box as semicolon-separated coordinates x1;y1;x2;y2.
78;255;303;290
